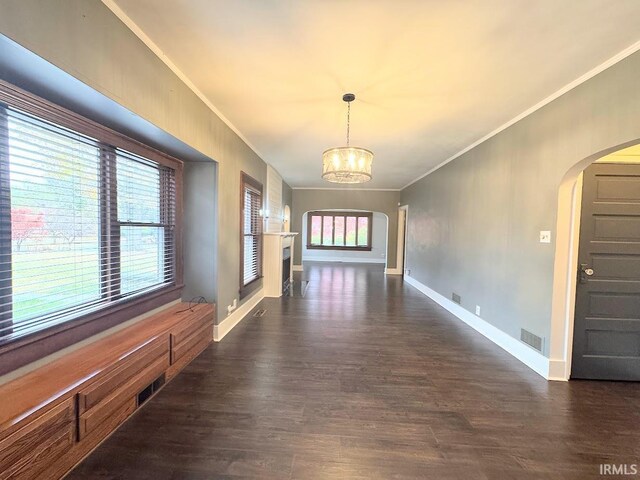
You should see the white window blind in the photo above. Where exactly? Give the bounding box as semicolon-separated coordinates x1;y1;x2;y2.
242;178;262;288
116;149;175;296
0;104;176;343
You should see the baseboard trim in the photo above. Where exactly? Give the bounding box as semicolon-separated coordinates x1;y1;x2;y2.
385;267;402;275
302;258;386;264
214;289;264;341
302;257;386;266
548;359;568;381
292;264;304;272
404;275;551;380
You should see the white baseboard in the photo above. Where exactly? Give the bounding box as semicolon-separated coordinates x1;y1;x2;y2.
385;267;402;275
292;264;304;272
214;289;264;341
303;257;386;264
404;275;551;380
548;359;568;381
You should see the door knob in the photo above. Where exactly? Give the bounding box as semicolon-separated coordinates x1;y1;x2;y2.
579;264;594;283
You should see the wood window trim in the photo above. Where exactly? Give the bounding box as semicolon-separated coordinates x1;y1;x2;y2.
0;80;184;376
306;211;373;251
0;285;182;376
0;108;12;336
239;172;263;300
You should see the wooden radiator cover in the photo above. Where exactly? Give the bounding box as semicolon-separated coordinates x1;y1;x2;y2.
0;302;215;480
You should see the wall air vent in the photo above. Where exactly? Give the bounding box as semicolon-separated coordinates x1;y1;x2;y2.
520;328;543;352
452;293;461;305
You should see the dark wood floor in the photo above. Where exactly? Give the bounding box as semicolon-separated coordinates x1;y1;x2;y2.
68;263;640;480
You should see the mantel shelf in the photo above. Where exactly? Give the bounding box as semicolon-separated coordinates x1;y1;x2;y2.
263;232;298;236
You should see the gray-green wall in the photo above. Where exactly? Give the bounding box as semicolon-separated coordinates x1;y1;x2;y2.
292;189;400;268
401;50;640;357
0;0;267;323
183;162;217;302
282;181;293;213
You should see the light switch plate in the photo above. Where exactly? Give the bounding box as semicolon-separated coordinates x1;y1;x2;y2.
539;231;551;243
475;305;481;316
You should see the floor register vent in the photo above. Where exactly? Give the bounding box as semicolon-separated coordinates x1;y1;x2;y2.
137;373;166;407
253;309;267;318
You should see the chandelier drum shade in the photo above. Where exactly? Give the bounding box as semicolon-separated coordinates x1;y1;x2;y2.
322;93;373;184
322;146;373;184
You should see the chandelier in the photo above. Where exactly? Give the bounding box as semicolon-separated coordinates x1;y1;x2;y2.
322;93;373;184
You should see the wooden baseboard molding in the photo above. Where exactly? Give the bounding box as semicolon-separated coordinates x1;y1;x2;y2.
404;275;555;380
385;267;402;275
214;289;264;341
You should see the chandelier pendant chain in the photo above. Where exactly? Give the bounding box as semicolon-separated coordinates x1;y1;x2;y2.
346;100;350;147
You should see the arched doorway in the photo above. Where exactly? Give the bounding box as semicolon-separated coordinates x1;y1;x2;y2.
300;209;390;271
549;142;640;380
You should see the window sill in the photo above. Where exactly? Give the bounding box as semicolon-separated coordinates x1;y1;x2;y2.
0;284;183;377
239;277;262;300
307;245;373;252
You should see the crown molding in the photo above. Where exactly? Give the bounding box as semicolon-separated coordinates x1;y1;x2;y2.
402;38;640;190
292;187;401;192
101;0;266;164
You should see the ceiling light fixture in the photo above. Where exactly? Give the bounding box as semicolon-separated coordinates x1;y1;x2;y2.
322;93;373;184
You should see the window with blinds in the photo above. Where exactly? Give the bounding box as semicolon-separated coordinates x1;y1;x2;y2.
240;173;263;297
0;103;176;343
306;211;373;251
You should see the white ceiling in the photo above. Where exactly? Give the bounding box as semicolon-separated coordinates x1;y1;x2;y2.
111;0;640;189
599;144;640;162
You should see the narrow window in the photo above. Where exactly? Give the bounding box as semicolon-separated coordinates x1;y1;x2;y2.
117;149;175;296
240;172;263;298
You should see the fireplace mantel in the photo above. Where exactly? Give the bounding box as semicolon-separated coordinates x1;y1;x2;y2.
263;232;298;297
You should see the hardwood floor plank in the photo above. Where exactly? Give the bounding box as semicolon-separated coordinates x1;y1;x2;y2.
67;263;640;479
